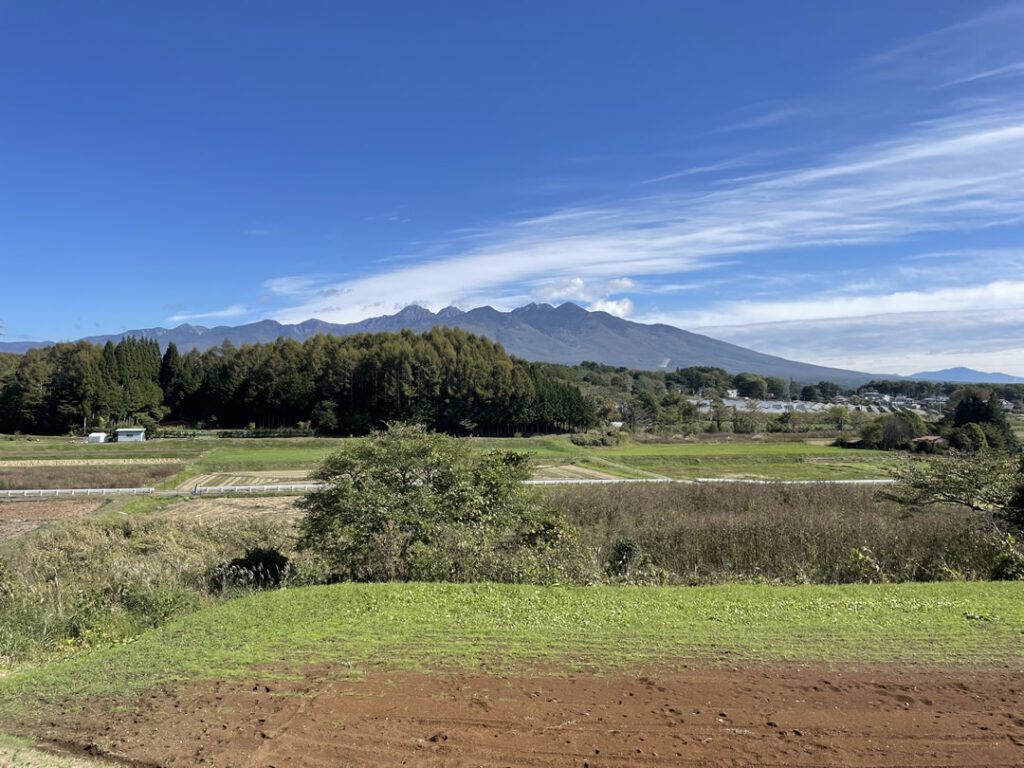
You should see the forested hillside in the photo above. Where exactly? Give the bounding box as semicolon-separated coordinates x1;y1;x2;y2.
0;329;596;435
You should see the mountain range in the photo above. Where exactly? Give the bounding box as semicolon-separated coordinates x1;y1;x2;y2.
0;303;891;386
9;304;1019;387
909;367;1024;384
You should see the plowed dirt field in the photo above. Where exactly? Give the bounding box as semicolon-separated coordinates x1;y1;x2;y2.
20;664;1024;767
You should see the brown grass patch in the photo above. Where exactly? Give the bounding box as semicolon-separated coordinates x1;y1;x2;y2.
0;464;184;491
150;496;300;523
0;500;106;543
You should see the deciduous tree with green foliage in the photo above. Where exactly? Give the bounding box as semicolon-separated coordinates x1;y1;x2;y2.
297;424;589;584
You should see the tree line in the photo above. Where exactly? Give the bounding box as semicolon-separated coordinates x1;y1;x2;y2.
0;328;597;435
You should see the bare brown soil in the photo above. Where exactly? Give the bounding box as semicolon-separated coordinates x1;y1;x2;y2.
0;500;106;543
18;664;1024;767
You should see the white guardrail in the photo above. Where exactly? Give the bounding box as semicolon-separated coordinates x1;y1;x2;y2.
523;478;672;485
1;477;896;499
191;483;329;495
1;487;156;498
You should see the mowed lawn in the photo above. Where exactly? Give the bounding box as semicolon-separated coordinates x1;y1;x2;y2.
2;581;1021;719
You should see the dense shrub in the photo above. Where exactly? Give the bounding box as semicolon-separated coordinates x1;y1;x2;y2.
210;546;292;590
570;428;623;447
298;424;590;584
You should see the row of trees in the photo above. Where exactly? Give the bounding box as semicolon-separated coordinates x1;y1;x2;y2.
0;329;597;435
550;362;1024;407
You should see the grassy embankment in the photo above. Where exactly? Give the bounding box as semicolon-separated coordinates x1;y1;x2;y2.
2;480;1012;667
1;581;1021;721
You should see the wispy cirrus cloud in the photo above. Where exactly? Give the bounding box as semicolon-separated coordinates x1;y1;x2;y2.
641;151;787;184
266;102;1024;328
168;305;250;323
942;60;1024;88
694;308;1024;377
648;280;1024;329
715;106;809;133
867;0;1024;90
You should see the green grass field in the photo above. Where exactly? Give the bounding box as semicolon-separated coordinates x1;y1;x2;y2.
479;436;895;480
0;436;206;462
0;434;897;484
1;581;1021;718
598;440;894;480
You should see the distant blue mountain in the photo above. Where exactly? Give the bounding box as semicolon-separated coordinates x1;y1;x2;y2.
910;367;1024;384
0;303;888;386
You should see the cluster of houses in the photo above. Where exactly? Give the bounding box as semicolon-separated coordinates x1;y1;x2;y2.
695;395;933;416
86;427;146;444
693;390;1018;417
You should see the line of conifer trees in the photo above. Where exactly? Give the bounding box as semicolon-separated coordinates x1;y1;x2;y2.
0;328;597;435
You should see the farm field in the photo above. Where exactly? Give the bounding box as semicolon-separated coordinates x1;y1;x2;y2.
0;462;184;491
595;441;895;481
175;469;312;489
148;495;300;522
0;499;107;544
0;434;897;492
1;582;1021;767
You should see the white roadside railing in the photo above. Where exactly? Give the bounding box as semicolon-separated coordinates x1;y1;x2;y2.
0;487;156;498
192;483;329;495
524;478;673;485
1;477;896;499
692;477;894;485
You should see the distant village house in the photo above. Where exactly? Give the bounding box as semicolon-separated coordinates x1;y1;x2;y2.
114;427;146;442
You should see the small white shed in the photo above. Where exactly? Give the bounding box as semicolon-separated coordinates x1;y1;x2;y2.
87;432;108;444
115;427;146;442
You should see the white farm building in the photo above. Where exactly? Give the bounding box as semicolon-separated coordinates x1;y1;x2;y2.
86;432;108;443
115;427;146;442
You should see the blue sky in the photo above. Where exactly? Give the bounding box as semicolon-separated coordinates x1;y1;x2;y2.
2;1;1024;375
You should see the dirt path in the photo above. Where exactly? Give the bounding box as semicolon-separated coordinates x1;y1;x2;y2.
18;664;1024;767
